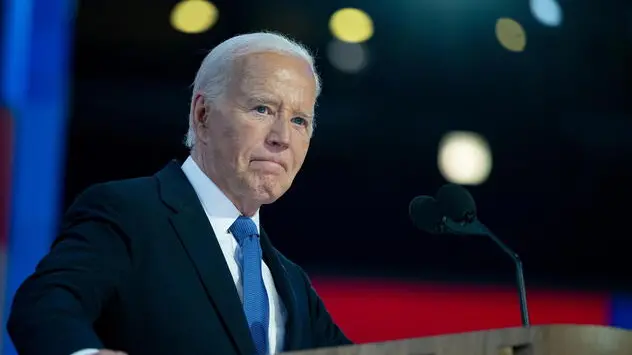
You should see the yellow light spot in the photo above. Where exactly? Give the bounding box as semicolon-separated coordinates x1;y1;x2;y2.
329;8;374;43
495;18;526;52
170;0;218;34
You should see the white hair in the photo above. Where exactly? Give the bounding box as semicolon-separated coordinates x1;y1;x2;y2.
184;31;321;148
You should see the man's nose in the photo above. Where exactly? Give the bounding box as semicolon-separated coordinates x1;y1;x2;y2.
266;116;291;148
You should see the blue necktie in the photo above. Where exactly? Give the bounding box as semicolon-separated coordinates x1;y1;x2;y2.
230;216;269;355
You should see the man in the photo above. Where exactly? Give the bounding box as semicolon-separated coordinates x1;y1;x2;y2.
7;32;352;355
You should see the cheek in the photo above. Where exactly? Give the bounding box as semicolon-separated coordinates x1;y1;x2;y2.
215;121;246;150
207;126;244;167
232;129;264;167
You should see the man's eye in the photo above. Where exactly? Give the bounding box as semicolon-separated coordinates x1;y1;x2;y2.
254;105;270;115
291;117;307;126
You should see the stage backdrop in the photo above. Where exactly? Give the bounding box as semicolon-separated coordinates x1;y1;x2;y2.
313;278;629;344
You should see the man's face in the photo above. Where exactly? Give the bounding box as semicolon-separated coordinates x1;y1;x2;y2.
192;52;316;208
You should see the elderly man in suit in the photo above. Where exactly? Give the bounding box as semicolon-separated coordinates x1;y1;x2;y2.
7;32;352;355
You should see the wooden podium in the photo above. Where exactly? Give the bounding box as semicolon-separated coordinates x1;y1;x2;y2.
283;325;632;355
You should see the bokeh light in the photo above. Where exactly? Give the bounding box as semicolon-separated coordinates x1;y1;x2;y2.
495;18;527;52
170;0;219;34
438;131;493;185
530;0;563;27
329;8;374;43
327;40;369;73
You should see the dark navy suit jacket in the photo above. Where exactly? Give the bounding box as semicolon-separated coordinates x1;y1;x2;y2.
7;161;352;355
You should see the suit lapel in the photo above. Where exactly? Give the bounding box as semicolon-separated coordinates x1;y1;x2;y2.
156;161;256;355
259;228;303;351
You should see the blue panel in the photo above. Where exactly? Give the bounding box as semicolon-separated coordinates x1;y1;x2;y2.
1;0;74;354
0;0;32;104
610;293;632;329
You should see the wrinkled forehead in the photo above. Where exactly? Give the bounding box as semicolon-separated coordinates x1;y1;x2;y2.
227;52;317;102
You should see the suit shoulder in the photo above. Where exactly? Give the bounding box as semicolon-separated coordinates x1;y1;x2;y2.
68;175;158;214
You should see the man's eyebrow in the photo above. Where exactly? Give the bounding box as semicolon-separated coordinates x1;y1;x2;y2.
295;110;314;119
248;95;314;119
247;95;280;105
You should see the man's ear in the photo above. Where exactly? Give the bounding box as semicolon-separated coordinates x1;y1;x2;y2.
192;93;209;144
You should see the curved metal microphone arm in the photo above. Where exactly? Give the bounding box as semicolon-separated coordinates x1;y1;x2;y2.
442;217;531;328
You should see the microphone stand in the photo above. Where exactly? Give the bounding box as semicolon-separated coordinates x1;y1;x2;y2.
442;217;531;327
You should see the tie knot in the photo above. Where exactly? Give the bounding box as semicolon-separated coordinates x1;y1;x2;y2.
229;216;259;245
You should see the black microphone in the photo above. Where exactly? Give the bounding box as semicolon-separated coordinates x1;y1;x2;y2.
408;196;443;234
408;184;530;327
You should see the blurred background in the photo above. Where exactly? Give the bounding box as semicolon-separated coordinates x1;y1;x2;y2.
2;0;632;353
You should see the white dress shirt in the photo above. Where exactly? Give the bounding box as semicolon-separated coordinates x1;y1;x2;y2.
71;156;286;355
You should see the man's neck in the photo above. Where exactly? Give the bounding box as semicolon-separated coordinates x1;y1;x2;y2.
190;150;260;217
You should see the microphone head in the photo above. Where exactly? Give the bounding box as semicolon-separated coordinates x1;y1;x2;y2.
435;184;477;222
408;195;443;234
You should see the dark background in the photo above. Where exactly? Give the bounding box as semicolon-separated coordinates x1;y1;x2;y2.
64;0;632;292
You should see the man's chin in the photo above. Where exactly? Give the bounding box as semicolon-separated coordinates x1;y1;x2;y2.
250;184;287;205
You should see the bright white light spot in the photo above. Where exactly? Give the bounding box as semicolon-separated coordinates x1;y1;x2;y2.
327;40;368;73
438;131;492;185
530;0;563;27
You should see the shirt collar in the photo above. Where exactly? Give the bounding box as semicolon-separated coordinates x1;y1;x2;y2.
181;155;260;234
